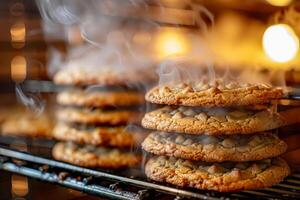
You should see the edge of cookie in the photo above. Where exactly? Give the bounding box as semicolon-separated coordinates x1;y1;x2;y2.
142;133;287;162
145;86;283;107
141;109;284;135
145;156;290;192
52;142;141;169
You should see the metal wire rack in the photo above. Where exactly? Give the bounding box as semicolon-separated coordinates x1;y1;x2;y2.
0;137;299;200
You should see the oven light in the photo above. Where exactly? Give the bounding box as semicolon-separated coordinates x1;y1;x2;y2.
11;175;29;197
263;24;299;63
155;29;189;58
265;0;292;6
11;55;27;82
10;22;26;49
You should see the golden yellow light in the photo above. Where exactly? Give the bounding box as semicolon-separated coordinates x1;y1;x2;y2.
155;29;189;58
265;0;292;6
11;175;29;197
10;22;26;48
263;24;299;63
11;56;27;82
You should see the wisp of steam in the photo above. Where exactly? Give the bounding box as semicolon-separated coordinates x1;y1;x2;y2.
15;84;45;115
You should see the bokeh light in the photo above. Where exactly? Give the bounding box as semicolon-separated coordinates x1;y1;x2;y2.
11;56;27;82
155;29;190;58
263;24;299;63
265;0;293;6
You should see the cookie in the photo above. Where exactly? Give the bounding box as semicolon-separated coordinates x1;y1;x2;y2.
57;107;140;125
54;65;154;86
146;81;283;107
142;106;284;135
1;114;52;138
57;90;144;107
52;142;141;169
142;132;287;162
145;156;290;192
52;123;146;148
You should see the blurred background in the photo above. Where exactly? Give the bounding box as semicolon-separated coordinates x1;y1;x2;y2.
2;0;300;88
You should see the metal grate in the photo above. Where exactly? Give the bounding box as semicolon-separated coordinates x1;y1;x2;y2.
0;143;299;200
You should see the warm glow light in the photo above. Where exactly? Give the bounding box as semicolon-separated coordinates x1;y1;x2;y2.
10;22;26;48
263;24;299;63
155;29;189;58
11;56;27;82
265;0;292;6
11;175;29;197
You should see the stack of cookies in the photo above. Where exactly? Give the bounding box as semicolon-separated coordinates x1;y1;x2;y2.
51;65;148;169
141;80;291;192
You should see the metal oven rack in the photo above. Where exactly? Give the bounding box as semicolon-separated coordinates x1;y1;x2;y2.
0;138;299;200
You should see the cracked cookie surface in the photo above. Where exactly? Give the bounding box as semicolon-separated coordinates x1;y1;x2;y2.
57;90;144;107
142;106;284;135
145;156;290;192
52;142;141;169
57;107;140;125
146;82;283;107
142;132;287;162
53;123;146;148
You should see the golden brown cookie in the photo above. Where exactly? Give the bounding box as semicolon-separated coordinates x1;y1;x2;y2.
142;132;287;162
57;107;140;125
1;113;52;138
146;81;283;107
145;156;290;192
57;90;144;107
142;106;284;135
52;123;146;148
54;66;154;86
52;142;141;169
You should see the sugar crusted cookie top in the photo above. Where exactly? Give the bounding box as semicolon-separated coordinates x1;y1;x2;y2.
142;132;287;162
146;80;283;107
142;106;284;135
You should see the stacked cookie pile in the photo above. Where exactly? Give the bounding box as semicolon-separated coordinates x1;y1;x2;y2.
51;66;147;169
142;80;290;192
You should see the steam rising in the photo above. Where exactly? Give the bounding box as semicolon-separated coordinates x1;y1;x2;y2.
36;0;83;25
37;1;166;87
15;84;45;115
47;48;64;77
156;57;286;88
191;4;214;33
157;58;215;86
37;0;292;89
